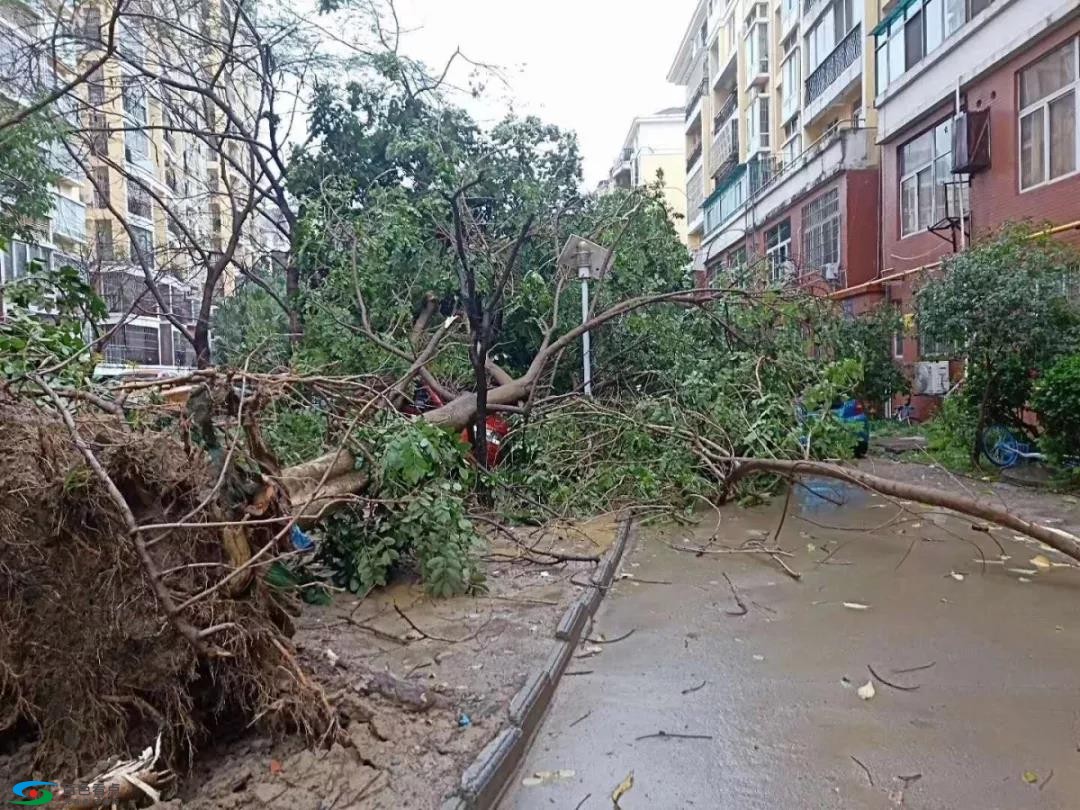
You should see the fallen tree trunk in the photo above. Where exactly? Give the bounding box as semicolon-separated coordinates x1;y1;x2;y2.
727;458;1080;563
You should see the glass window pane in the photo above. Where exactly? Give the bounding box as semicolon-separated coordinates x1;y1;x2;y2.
934;155;950;218
888;26;905;85
901;176;918;235
1049;90;1076;180
935;119;952;157
1020;108;1046;188
904;11;923;70
876;41;889;94
917;167;933;229
901;130;934;173
925;0;943;52
1020;41;1077;109
944;0;964;36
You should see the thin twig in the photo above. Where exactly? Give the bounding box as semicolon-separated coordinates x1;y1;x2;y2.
633;731;713;741
573;793;591;810
850;755;874;787
867;664;921;692
586;628;636;645
393;603;490;644
891;661;936;675
569;711;592;728
722;572;748;617
680;680;707;695
666;542;793;558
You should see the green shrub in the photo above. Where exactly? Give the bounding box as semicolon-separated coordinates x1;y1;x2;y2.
926;395;978;471
316;420;484;597
1033;354;1080;464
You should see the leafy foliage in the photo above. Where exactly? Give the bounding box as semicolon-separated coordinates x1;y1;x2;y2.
316;420;483;597
829;305;906;408
917;226;1080;456
0;261;107;385
1032;354;1080;464
0;108;57;244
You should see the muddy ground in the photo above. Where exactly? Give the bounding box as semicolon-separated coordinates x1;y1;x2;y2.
503;460;1080;809
160;516;619;810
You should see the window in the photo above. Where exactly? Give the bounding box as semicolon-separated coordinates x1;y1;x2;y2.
807;15;835;72
129;225;154;268
88;67;105;106
904;5;924;70
876;0;996;93
127;184;152;219
81;6;102;41
801;189;840;273
92;168;110;207
782;133;802;165
3;242;52;281
94;220;113;261
748;95;770;151
88;111;108;156
122;77;147;123
781;52;800;120
103;324;160;365
765;219;793;281
899;118;966;236
747;21;769;75
1019;39;1078;190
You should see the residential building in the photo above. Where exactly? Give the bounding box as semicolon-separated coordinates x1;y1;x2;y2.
668;0;881;293
0;0;262;376
604;108;689;243
838;0;1080;416
0;0;89;313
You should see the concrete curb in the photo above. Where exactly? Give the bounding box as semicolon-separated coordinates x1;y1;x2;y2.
451;513;635;809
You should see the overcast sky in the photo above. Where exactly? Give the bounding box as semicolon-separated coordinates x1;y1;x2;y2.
393;0;696;188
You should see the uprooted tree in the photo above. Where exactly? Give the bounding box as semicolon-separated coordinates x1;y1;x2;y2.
5;0;1080;785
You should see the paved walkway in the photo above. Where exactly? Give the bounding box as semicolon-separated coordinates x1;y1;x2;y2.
500;480;1080;809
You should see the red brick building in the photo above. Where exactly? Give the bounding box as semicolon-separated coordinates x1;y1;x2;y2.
835;0;1080;417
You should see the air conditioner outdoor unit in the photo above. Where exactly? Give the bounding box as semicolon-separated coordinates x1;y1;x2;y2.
822;262;839;280
951;109;990;174
913;361;950;395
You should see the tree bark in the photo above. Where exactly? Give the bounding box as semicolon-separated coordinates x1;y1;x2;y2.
725;457;1080;563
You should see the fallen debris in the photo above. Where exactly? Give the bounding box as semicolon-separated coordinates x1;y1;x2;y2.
857;681;876;701
850;754;874;787
633;730;714;741
611;770;634;808
681;680;707;695
868;664;921;692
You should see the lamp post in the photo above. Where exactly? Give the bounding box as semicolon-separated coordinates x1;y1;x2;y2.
559;235;612;398
577;241;593;396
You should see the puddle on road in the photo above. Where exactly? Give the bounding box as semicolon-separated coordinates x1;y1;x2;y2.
794;477;871;515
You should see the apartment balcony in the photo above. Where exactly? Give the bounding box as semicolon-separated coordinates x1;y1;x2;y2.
804;24;862;123
686;140;703;173
712;93;737;134
684;77;707;126
711;45;737;93
779;0;799;39
611;147;633;188
747;56;770;90
710;117;738;181
50;194;86;243
686;165;705;234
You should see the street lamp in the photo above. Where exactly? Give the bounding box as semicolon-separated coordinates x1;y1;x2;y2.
559;235;611;397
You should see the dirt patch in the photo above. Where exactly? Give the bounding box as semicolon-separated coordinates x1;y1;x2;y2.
164;517;613;809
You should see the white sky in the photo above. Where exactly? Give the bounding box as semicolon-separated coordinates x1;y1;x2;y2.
393;0;696;188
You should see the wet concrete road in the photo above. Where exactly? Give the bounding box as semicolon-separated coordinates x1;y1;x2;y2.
500;480;1080;809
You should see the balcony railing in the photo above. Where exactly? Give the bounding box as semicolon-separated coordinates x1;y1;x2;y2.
710;121;738;177
686;141;703;172
51;194;87;242
805;24;861;105
685;78;707;120
713;93;737;134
